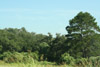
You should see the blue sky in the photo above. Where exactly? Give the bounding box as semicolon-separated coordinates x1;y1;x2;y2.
0;0;100;36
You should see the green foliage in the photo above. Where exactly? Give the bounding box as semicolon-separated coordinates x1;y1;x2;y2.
66;12;100;58
0;45;2;52
74;56;100;67
47;34;66;61
0;12;100;66
24;51;39;61
88;56;100;66
39;42;49;53
1;52;39;63
60;53;75;65
2;52;24;63
39;42;49;61
75;58;88;65
22;53;34;63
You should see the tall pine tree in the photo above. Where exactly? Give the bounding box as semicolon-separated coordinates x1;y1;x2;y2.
66;12;100;58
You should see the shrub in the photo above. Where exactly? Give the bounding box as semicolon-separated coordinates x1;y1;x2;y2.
88;56;100;66
75;58;88;66
2;51;39;63
3;52;24;63
60;53;75;65
12;52;24;62
22;51;39;63
75;56;100;67
2;51;13;63
29;51;39;60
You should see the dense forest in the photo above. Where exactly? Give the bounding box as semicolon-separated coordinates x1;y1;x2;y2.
0;12;100;66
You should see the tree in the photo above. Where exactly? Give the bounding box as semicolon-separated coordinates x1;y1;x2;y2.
39;42;49;61
47;33;66;61
66;12;100;58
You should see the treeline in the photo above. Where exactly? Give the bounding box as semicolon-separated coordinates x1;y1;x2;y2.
0;27;67;62
0;12;100;65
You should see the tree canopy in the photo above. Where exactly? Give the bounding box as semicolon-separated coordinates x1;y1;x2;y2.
66;12;100;58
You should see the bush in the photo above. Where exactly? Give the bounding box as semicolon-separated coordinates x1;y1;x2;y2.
12;52;23;62
74;56;100;67
22;52;38;63
2;51;12;63
88;56;100;66
2;51;39;63
3;52;24;63
29;51;39;60
75;58;88;66
60;53;75;65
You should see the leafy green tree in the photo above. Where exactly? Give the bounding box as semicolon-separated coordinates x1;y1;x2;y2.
66;12;100;58
39;42;49;61
47;33;66;61
0;28;47;53
60;53;75;65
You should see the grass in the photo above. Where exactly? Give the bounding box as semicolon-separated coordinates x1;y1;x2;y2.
1;56;100;67
0;60;70;67
0;63;68;67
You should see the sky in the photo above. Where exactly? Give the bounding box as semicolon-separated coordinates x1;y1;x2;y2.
0;0;100;36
